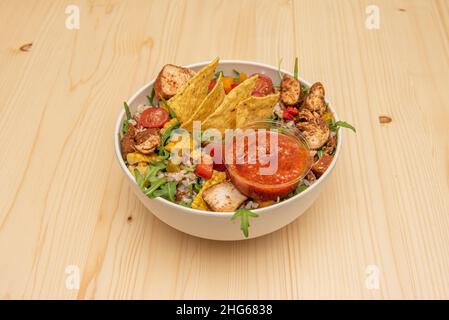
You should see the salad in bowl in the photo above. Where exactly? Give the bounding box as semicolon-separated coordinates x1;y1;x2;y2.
115;58;354;240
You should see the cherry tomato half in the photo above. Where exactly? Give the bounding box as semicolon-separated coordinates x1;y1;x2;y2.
283;109;295;120
205;143;226;171
139;107;169;128
208;79;217;92
286;106;299;115
251;73;274;97
194;162;214;179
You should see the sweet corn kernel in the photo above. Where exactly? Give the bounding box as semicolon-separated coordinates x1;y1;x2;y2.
160;118;178;134
127;152;150;165
322;112;333;122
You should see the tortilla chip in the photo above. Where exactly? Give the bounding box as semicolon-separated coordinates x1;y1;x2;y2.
181;74;225;132
201;75;258;132
235;92;280;128
168;58;219;123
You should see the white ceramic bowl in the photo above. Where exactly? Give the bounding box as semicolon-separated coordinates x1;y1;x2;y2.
114;60;342;240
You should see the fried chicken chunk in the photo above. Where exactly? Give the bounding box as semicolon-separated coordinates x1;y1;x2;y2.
121;125;136;159
134;128;161;154
280;75;303;105
154;64;195;100
296;109;330;149
202;182;248;212
311;154;333;177
301;82;326;116
121;126;160;159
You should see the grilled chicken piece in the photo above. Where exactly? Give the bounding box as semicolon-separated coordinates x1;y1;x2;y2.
301;82;326;116
305;170;317;182
323;134;337;155
296;109;330;149
202;181;248;212
280;75;303;105
309;82;325;96
121;125;136;159
134;128;161;154
154;64;195;100
311;154;333;177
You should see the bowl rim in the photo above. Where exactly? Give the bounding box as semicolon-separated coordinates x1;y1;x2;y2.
114;59;343;217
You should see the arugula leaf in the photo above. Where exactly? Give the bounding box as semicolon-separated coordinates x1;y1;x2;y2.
146;87;156;106
232;69;240;77
317;149;324;158
151;180;177;200
143;162;181;202
143;162;166;182
122;102;132;134
124;102;132;120
214;71;224;80
302;85;309;95
327;119;356;133
159;97;178;119
193;177;202;192
134;162;180;202
178;200;192;208
164;181;177;202
294;57;299;80
161;120;180;145
295;184;309;195
333;121;356;133
157;146;170;160
134;169;145;190
231;208;259;238
145;177;167;197
122;121;129;134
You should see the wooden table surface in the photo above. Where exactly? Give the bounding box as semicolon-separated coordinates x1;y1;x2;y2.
0;0;448;300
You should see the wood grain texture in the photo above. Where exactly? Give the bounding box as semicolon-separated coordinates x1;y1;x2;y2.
0;0;448;299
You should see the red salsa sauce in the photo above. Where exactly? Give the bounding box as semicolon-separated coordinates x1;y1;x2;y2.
226;130;311;200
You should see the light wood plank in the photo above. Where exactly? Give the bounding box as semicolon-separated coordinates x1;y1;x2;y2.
0;0;447;299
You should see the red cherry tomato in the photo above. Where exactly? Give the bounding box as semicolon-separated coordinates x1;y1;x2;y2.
283;109;295;120
194;162;214;179
205;143;226;171
139;107;169;128
208;79;217;92
286;106;299;115
251;73;274;97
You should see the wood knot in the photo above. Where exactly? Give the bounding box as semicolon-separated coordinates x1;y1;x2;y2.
127;216;133;223
141;37;154;50
398;8;406;12
379;115;392;124
19;43;33;52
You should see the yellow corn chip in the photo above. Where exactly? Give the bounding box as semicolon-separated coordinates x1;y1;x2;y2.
181;74;225;132
168;58;219;123
235;92;280;128
201;75;258;132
